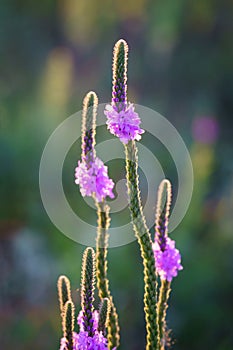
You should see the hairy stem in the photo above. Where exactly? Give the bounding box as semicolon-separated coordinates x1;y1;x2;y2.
125;140;157;350
156;280;171;350
96;200;120;349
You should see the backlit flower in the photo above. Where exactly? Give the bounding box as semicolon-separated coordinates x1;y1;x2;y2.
75;157;114;202
153;237;183;282
104;103;144;144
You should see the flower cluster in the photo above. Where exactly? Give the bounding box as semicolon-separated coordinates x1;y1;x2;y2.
59;310;109;350
75;90;115;203
60;331;108;350
75;157;114;202
73;331;108;350
104;103;144;144
77;310;99;333
58;39;186;350
153;237;183;282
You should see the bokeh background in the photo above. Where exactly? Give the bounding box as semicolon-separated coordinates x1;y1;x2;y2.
1;0;233;349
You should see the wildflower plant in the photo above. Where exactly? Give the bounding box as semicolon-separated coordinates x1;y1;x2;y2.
58;248;111;350
57;39;183;350
75;91;120;348
105;39;159;349
153;180;183;349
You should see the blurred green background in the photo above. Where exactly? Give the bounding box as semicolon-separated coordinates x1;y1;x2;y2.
0;0;233;349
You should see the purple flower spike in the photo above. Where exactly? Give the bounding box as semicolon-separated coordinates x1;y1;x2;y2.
78;310;99;333
104;103;144;144
73;330;109;350
75;157;115;202
60;331;109;350
59;337;68;350
153;237;183;282
72;311;109;350
112;39;128;112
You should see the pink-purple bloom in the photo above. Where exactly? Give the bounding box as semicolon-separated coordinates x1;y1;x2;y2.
77;310;99;333
73;330;108;350
59;337;68;350
59;310;109;350
59;331;108;350
75;157;115;202
104;103;144;144
153;237;183;282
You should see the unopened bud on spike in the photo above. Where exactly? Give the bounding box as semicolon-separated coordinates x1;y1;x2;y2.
98;298;110;334
62;300;75;350
112;39;128;110
81;247;96;337
81;91;98;164
57;275;72;317
155;179;172;251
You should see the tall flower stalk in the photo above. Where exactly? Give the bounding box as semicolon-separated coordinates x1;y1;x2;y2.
105;39;157;350
96;200;120;348
62;300;75;350
153;180;183;349
98;298;111;335
57;275;75;350
57;249;112;350
75;91;120;348
81;247;96;337
57;275;72;317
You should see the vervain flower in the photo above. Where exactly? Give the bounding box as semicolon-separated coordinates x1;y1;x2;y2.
59;331;108;350
153;237;183;282
153;179;183;282
104;103;144;144
75;157;114;202
73;330;108;350
59;337;68;350
77;310;99;333
105;39;144;144
59;308;110;350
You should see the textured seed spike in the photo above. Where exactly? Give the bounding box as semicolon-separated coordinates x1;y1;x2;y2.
57;275;72;317
62;300;75;350
112;39;128;110
155;179;172;250
81;247;96;337
81;91;98;164
98;298;110;334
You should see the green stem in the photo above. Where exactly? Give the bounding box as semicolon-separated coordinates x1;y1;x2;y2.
96;200;120;349
124;140;157;350
156;280;171;350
